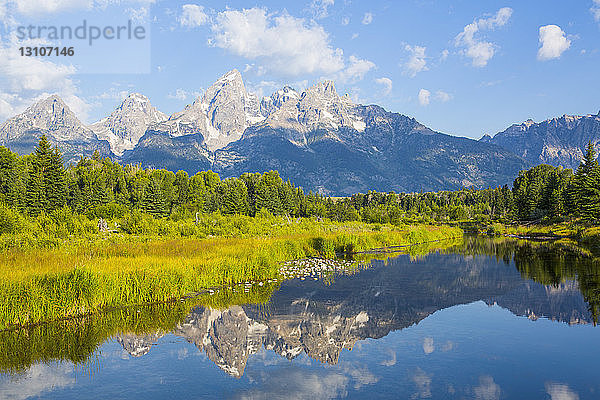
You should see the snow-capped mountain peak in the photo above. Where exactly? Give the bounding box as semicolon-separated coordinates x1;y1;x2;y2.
149;69;267;151
90;93;167;156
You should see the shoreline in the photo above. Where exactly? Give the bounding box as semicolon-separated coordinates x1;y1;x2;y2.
0;225;461;330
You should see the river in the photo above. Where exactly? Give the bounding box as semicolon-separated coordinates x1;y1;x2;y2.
1;236;599;399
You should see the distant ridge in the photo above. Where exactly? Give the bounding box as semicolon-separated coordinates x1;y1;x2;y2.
5;69;598;194
481;112;600;169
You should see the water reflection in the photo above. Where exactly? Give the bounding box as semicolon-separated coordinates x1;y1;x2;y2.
113;238;597;378
1;236;600;395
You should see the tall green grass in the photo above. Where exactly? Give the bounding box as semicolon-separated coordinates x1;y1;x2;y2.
0;283;277;374
0;223;461;329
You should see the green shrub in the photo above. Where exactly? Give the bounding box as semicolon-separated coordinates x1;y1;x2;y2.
0;203;23;235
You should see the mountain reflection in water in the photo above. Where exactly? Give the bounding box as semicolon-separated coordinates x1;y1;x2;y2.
114;237;597;378
1;236;600;400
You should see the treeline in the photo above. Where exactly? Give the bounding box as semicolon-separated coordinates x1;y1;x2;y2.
0;136;599;226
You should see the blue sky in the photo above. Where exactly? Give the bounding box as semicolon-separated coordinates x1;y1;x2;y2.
1;0;599;139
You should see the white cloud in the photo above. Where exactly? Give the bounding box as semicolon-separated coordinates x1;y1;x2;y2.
2;0;155;19
440;49;449;61
211;8;344;76
339;362;379;389
362;12;373;25
418;89;430;106
418;88;451;106
13;0;92;16
545;382;580;400
375;77;392;96
592;0;600;21
234;367;349;400
210;7;373;82
127;6;150;23
0;1;7;21
336;55;375;83
423;337;435;354
441;340;454;351
167;88;202;101
537;25;571;61
351;33;359;40
179;4;209;27
0;35;89;121
474;376;501;400
455;7;513;67
0;363;74;400
411;367;433;399
95;88;129;101
380;349;396;366
310;0;334;19
404;45;428;77
435;90;452;102
341;16;350;25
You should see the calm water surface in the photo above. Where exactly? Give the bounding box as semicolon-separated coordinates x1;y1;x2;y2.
1;237;600;399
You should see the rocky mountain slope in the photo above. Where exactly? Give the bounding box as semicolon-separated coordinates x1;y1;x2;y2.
3;69;598;194
89;93;167;156
127;73;527;195
0;95;111;164
148;69;264;152
481;112;600;169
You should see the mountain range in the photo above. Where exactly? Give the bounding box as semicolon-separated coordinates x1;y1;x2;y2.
1;69;598;195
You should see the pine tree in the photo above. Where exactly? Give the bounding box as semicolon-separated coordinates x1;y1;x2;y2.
574;142;600;220
142;179;169;217
45;147;67;211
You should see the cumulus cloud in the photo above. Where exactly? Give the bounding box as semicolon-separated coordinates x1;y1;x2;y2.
167;88;202;101
474;375;501;400
0;363;74;400
127;6;150;23
537;25;571;61
336;55;375;83
545;382;580;400
380;349;396;366
210;8;343;75
375;77;392;96
423;337;435;354
435;90;452;102
404;45;428;77
455;7;513;67
210;7;374;81
179;4;209;27
2;0;154;18
418;89;452;106
339;362;379;389
592;0;600;21
0;35;89;121
440;49;449;61
233;366;350;400
362;12;373;25
418;89;431;106
94;87;130;101
441;340;455;351
310;0;334;20
411;367;433;399
12;0;92;16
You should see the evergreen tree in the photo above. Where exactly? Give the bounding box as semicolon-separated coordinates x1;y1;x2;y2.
142;179;168;217
45;147;67;211
574;142;600;220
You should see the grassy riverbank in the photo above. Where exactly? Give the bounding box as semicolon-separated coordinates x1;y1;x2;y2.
0;216;461;330
469;220;600;253
0;283;279;374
